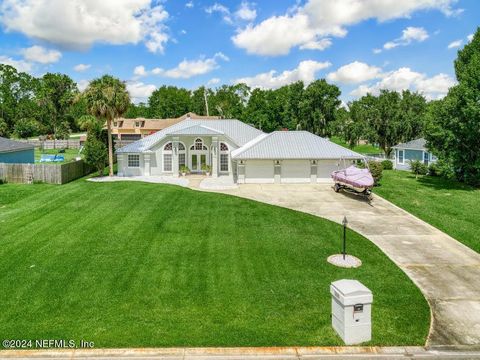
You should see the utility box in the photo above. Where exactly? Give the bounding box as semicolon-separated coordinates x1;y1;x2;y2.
330;279;373;345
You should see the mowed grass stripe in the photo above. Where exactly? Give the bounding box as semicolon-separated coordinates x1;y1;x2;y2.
0;180;429;347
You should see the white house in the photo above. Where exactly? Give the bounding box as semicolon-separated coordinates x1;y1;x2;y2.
116;118;364;184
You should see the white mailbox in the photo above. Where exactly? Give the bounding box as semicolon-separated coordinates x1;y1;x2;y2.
330;279;373;345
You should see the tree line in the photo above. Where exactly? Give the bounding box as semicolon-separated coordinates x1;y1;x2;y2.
0;27;478;184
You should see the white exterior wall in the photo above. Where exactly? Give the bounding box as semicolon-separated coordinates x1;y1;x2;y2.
118;153;145;176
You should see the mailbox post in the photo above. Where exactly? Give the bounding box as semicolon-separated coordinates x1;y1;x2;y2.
342;216;348;260
330;279;373;344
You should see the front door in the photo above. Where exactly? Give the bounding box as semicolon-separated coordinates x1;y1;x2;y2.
423;152;429;166
191;154;207;172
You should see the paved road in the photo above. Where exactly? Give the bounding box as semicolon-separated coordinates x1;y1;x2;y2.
196;183;480;346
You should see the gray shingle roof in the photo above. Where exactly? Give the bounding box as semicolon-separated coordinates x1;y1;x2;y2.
0;137;35;153
393;138;427;150
117;119;264;153
231;131;364;160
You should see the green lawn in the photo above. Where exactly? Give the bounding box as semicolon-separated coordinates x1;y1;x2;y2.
35;148;83;164
0;180;429;347
375;170;480;253
330;136;383;155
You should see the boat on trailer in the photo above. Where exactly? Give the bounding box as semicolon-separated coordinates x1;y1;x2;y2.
331;162;374;200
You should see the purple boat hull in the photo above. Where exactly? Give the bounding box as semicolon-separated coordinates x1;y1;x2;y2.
331;165;374;190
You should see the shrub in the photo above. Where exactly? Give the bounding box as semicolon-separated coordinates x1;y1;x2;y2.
201;164;211;172
381;159;393;170
410;160;428;178
428;162;440;176
180;165;190;174
368;160;383;185
0;178;5;185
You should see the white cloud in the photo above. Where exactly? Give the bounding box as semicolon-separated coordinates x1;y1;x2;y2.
381;27;429;51
467;33;474;42
448;39;462;49
350;67;456;100
0;55;32;72
373;48;382;54
234;60;331;89
0;0;170;53
185;1;194;8
133;65;147;77
207;77;221;86
126;81;156;102
74;63;91;72
299;38;332;51
21;45;61;64
133;53;228;80
232;0;457;56
327;61;382;84
205;3;233;24
77;79;90;92
235;2;256;22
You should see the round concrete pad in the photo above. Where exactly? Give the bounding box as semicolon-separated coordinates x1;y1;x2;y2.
327;254;362;268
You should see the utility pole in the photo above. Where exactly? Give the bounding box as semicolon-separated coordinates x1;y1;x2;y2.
204;87;209;116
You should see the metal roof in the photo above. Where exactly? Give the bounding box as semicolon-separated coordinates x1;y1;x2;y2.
231;131;364;160
0;137;35;153
117;119;264;153
393;138;427;150
166;124;224;136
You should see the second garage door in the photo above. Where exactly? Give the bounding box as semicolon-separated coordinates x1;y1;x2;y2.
281;160;311;183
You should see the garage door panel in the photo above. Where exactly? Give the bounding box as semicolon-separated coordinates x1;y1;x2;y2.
281;160;310;183
245;160;274;183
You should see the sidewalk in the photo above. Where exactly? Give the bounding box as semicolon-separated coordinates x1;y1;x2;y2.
1;346;480;359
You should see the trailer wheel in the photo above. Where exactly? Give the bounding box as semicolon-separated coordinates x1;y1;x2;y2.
334;183;340;192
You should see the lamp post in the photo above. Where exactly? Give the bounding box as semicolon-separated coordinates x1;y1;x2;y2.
342;216;348;260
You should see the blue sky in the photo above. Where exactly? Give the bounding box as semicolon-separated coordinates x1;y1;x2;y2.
0;0;478;103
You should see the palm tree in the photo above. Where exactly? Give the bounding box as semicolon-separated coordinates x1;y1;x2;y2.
82;76;130;176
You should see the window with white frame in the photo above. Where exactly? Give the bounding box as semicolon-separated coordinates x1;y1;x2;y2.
398;150;404;164
191;138;208;151
220;154;229;171
128;154;140;167
220;142;229;172
163;142;173;172
163;154;172;171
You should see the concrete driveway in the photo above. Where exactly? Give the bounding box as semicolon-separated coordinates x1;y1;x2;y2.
195;183;480;346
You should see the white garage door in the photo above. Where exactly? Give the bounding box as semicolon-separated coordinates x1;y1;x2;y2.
281;160;311;183
245;160;274;183
317;160;341;180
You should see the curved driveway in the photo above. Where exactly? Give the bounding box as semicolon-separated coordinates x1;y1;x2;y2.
195;182;480;346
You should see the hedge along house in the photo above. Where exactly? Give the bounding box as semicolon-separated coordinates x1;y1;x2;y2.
392;138;437;171
0;137;34;164
116;119;364;184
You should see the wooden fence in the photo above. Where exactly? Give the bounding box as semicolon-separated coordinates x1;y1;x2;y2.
17;139;82;149
0;160;93;184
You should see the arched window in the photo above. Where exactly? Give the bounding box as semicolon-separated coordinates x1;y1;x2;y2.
163;142;173;172
190;138;207;150
220;142;229;172
178;143;185;151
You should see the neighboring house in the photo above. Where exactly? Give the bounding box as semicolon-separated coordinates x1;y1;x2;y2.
116;119;363;184
0;137;35;163
393;138;437;171
111;112;221;140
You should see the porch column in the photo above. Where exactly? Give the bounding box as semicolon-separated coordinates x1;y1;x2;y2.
117;154;124;176
212;136;219;178
144;151;152;176
172;137;179;177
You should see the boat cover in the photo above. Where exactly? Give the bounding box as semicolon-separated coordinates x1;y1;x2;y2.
331;165;374;189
